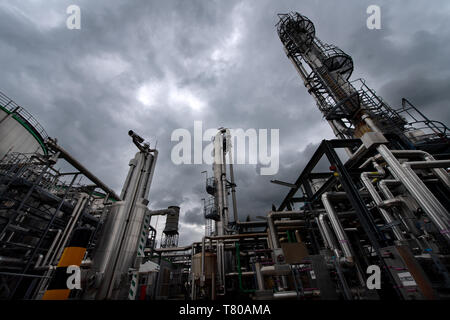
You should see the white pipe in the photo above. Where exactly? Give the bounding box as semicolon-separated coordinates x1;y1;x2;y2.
321;193;354;264
360;166;405;241
376;145;450;241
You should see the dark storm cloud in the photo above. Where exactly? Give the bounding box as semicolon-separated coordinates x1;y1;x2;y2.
1;0;449;245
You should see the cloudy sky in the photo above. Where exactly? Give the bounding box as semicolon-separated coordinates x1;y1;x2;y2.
1;0;449;246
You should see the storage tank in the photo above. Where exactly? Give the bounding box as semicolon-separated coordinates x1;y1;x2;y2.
163;206;180;234
0;91;48;160
192;252;217;280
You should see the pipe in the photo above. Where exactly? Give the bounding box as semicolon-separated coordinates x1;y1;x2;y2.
360;168;405;241
190;243;196;300
34;254;44;268
362;113;382;133
226;271;255;276
317;214;339;256
0;256;24;264
254;262;264;291
39;229;62;268
148;208;177;216
274;220;306;227
295;230;302;242
201;236;205;286
46;139;121;201
376;145;450;241
385;150;449;191
235;242;256;293
273;291;299;299
50;195;88;265
378;179;421;236
267;211;305;249
321;193;354;264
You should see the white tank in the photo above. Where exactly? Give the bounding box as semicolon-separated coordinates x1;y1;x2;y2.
0;92;47;160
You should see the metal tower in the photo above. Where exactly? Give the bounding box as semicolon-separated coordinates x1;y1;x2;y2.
276;12;449;153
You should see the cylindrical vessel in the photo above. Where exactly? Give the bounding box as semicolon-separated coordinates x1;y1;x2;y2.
163;206;180;233
192;252;217;280
0;92;48;159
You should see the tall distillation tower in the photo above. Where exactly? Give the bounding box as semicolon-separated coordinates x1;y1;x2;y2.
276;13;449;154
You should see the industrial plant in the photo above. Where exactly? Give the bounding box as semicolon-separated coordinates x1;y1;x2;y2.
0;12;449;301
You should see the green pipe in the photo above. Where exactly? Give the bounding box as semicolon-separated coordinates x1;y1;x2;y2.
235;242;255;293
287;230;293;243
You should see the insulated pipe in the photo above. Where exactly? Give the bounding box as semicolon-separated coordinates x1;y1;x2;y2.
317;214;339;256
295;230;302;243
321;193;354;264
254;262;265;291
378;179;421;236
349;144;367;161
273;291;299;300
34;254;44;268
360;170;405;241
39;229;63;268
404;160;450;194
362;113;382;133
267;211;305;249
378;149;450;191
190;243;195;300
50;194;88;265
376;145;450;241
148;208;177;216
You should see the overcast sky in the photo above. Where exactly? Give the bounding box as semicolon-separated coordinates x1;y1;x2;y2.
1;0;449;246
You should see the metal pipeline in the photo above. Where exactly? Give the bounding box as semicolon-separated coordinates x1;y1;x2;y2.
378;179;421;236
321;193;354;264
0;256;24;265
46;139;121;201
378;149;450;191
317;214;339;256
267;211;305;249
50;194;88;265
38;229;62;268
360;166;405;241
148;208;178;216
376;145;450;241
190;243;195;300
201;236;206;286
254;262;265;290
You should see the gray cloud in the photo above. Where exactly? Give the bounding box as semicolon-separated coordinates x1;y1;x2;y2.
1;0;449;245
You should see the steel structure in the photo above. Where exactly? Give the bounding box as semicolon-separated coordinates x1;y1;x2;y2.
1;11;449;301
268;12;450;300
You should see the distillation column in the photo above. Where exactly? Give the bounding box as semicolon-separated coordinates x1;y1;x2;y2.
276;12;450;299
84;131;158;300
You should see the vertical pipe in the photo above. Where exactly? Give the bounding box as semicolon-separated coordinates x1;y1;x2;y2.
360;171;405;241
321;193;353;264
201;237;205;287
255;262;264;291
